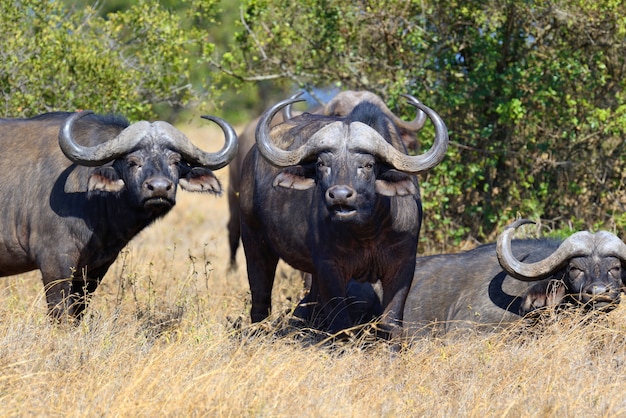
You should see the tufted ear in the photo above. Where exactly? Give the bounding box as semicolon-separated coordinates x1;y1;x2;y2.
519;279;567;316
88;167;125;193
273;166;316;190
375;169;418;196
179;167;222;194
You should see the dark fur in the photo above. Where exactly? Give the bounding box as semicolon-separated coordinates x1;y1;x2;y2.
227;91;421;270
347;239;624;336
0;112;221;320
239;102;422;338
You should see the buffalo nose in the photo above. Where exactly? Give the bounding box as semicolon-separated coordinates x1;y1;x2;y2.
326;185;355;203
144;177;174;194
591;284;609;295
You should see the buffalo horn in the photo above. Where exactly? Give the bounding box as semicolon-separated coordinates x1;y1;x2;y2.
59;111;238;169
281;91;305;121
496;219;593;281
256;94;449;174
593;231;626;261
325;91;427;132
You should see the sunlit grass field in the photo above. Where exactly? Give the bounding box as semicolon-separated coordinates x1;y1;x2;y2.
1;125;626;417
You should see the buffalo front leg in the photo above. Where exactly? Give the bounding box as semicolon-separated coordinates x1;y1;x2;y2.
42;277;95;323
314;264;354;335
41;263;103;323
43;276;76;322
379;265;414;340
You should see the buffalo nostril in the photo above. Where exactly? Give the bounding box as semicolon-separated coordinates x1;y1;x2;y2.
591;285;608;295
144;177;173;193
327;185;355;202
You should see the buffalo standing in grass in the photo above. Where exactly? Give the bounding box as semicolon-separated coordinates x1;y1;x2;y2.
239;94;448;338
227;90;426;270
0;111;237;321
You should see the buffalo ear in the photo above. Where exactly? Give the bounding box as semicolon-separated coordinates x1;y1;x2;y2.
88;167;125;193
519;279;566;316
375;170;417;196
179;167;222;194
273;166;316;190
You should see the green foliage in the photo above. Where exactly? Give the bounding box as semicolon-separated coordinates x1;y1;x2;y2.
224;0;626;247
1;0;220;121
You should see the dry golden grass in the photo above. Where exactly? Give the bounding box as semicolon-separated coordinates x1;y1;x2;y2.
2;123;626;417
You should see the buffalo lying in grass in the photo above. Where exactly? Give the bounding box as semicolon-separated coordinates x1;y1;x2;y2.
344;219;626;336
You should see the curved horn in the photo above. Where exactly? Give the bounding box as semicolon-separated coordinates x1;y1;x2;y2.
256;94;449;174
193;115;238;169
60;112;238;170
496;219;593;281
152;116;238;169
393;99;427;132
281;91;305;121
594;231;626;261
255;95;308;167
379;95;449;174
59;111;150;167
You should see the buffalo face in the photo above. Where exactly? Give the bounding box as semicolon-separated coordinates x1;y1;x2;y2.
270;120;422;226
90;146;220;217
320;151;377;224
60;111;236;218
565;255;622;309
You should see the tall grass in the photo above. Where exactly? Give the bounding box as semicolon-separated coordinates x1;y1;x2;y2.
1;125;626;417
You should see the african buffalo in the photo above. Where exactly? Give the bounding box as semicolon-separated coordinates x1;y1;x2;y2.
227;90;426;269
400;219;626;336
0;111;237;321
239;94;448;338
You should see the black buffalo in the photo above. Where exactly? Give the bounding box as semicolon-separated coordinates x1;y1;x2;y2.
227;90;426;270
239;94;448;338
0;111;237;321
396;219;626;335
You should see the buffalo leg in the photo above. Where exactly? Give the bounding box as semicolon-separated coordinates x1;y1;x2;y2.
314;265;354;334
43;277;76;321
241;225;280;323
42;262;106;323
345;280;382;325
226;188;241;270
379;265;414;339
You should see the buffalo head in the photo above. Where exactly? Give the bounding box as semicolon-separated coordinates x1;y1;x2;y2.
59;111;237;216
497;219;626;311
255;95;448;226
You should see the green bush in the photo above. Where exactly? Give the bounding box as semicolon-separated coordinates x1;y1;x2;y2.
0;0;220;121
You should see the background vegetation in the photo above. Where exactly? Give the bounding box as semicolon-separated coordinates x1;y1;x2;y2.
3;0;625;247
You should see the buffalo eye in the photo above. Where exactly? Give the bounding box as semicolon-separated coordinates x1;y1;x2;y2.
609;265;621;278
316;157;331;176
568;266;583;279
127;157;142;169
168;152;182;166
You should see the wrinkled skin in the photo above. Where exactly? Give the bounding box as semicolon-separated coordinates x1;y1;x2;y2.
346;238;625;336
240;102;432;339
227;90;424;270
0;112;236;321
